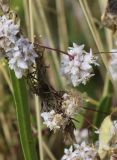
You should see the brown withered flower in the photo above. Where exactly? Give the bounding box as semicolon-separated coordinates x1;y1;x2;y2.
101;0;117;32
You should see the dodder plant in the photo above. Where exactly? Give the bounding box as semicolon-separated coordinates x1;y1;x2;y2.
0;0;117;160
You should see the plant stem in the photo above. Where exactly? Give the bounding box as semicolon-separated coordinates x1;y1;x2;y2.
98;0;113;50
78;0;117;96
29;0;34;41
35;97;44;160
55;0;68;50
34;0;63;89
38;44;67;55
23;0;30;36
85;97;98;106
37;43;74;59
28;0;44;159
0;65;13;93
78;0;105;57
43;141;57;160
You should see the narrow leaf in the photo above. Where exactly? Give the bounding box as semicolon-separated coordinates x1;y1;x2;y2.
10;70;38;160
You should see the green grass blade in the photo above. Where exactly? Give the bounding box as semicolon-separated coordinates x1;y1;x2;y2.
93;77;113;141
10;71;38;160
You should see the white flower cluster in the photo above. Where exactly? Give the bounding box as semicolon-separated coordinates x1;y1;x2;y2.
0;15;19;57
109;49;117;80
61;142;98;160
61;43;98;87
0;15;38;78
41;92;84;131
41;110;67;131
62;93;82;117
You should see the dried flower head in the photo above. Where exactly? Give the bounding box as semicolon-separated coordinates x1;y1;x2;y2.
0;0;10;13
62;91;84;117
61;43;98;87
101;0;117;32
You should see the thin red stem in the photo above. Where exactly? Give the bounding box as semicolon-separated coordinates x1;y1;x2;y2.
35;42;117;59
37;44;74;59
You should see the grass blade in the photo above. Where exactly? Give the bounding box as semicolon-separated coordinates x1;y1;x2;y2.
55;0;68;50
10;71;38;160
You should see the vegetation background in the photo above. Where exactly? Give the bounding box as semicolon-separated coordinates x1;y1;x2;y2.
0;0;115;159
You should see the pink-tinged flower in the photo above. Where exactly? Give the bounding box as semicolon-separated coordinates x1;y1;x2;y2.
61;43;98;87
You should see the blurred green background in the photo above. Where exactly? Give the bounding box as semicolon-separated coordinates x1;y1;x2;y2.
0;0;114;159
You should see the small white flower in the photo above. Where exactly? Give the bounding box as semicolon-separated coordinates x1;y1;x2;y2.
41;110;66;131
0;15;19;54
8;37;38;78
109;49;117;80
61;142;98;160
60;43;98;87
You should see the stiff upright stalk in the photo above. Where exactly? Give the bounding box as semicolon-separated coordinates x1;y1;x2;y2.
28;0;44;159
